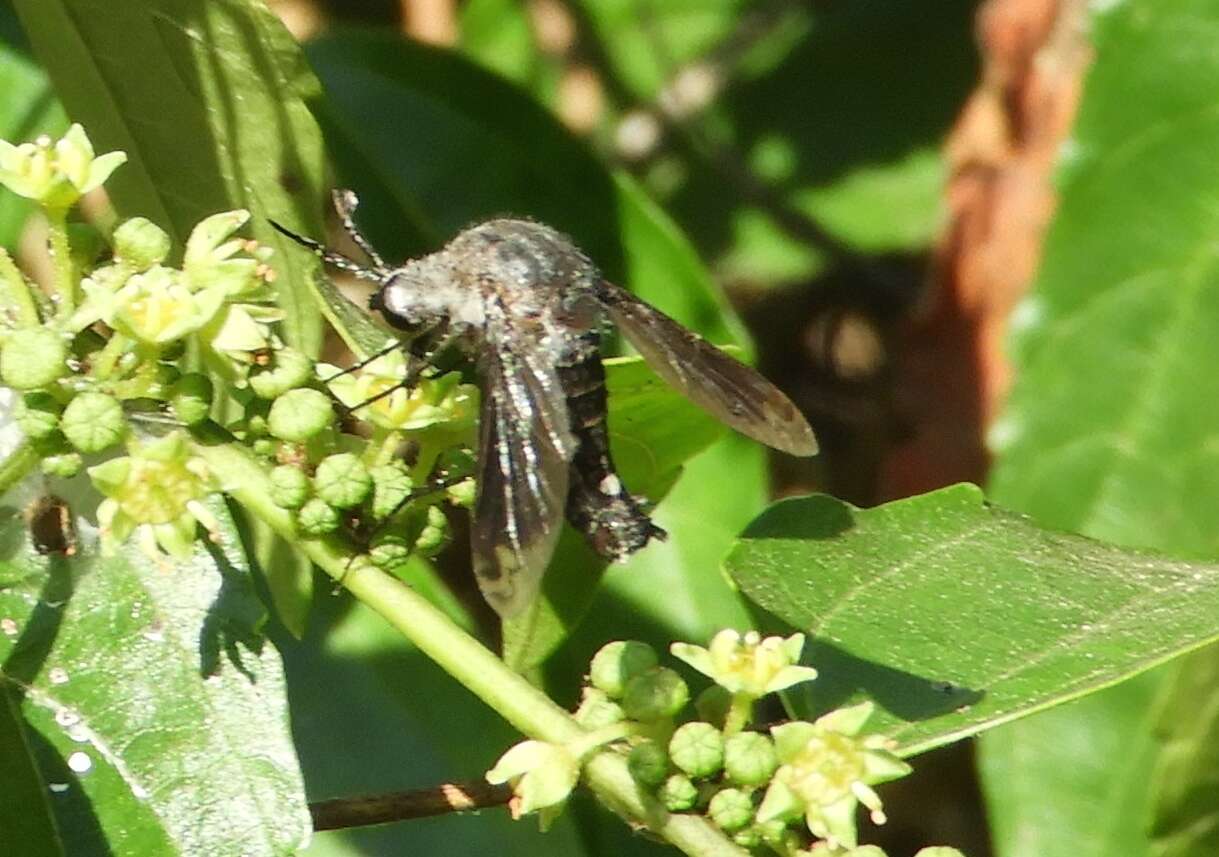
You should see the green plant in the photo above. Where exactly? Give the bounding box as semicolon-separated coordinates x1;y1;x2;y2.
3;3;1219;857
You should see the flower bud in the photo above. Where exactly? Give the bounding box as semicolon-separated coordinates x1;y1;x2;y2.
658;774;698;812
694;685;732;728
668;722;724;779
732;828;761;848
370;462;414;520
621;667;689;722
61;392;125;453
297;497;339;535
268;388;333;441
445;477;476;509
169;373;213;426
313;453;372;509
708;788;754;832
574;687;625;730
269;464;310;510
724;732;778;786
249;347;313;399
252;438;278;458
590;640;658;699
113;217;171;271
42;452;82;479
627;741;669;789
414;505;449;556
1;329;68;390
15;392;61;440
369;533;412;571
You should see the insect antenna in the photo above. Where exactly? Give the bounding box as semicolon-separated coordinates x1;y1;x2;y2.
268;219;387;284
319;340;403;383
331;188;387;269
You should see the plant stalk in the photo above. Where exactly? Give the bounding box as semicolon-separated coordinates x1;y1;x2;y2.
196;440;748;857
0;248;40;326
45;209;76;319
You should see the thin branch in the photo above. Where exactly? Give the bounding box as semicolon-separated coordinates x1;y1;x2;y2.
310;781;512;831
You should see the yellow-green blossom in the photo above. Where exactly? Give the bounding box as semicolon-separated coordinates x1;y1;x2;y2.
89;432;218;560
0;124;126;209
81;265;227;344
486;739;580;820
321;350;477;432
756;703;911;850
183;210;273;294
671;630;817;698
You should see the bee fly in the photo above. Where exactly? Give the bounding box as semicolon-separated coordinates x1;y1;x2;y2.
272;191;817;616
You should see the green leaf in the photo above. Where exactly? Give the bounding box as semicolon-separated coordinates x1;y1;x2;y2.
0;676;63;856
982;2;1219;855
12;0;326;354
247;516;313;640
0;43;65;249
0;499;309;856
725;484;1219;755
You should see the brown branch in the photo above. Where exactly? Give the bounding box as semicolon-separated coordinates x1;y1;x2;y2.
310;781;513;831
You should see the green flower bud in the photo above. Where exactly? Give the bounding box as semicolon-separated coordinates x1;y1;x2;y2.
574;687;625;730
370;462;414;520
249;347;313;399
1;329;68;390
297;497;339;535
268;388;333;441
15;392;61;440
369;533;412;571
621;667;689;722
659;774;698;812
724;732;778;786
445;477;476;509
313;453;372;509
708;788;754;832
42;452;82;478
169;373;213;426
113;217;171;271
627;741;669;789
252;438;278;458
590;640;659;699
246;412;269;438
414;504;449;556
269;464;310;510
668;722;724;779
732;827;762;848
61;392;125;453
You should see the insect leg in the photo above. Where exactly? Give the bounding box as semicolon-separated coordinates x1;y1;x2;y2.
320;340;403;383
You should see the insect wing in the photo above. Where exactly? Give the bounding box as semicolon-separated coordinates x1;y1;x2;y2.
598;281;817;457
471;345;576;617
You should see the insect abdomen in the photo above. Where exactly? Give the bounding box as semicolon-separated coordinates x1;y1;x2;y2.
559;354;666;560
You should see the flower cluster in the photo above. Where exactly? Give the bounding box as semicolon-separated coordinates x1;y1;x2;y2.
0;124;477;569
486;630;965;857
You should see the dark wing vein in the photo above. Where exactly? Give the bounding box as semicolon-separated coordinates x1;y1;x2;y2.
598;280;817;456
470;344;575;617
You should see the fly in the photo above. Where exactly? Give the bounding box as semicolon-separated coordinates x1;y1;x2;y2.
272;191;817;616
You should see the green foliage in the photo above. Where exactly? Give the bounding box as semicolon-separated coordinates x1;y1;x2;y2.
980;2;1219;856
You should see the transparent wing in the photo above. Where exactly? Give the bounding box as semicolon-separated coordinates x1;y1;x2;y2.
598;280;818;457
471;344;576;617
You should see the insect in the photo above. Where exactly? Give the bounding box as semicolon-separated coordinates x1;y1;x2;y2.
25;494;76;557
272;191;816;616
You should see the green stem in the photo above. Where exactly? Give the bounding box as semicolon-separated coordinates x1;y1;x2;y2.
0;442;38;494
723;693;753;738
0;249;40;326
92;333;130;381
45;209;76;319
196;440;747;857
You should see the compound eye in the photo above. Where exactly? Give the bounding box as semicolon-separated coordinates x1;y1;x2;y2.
375;279;421;330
